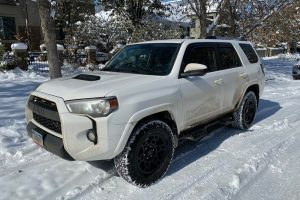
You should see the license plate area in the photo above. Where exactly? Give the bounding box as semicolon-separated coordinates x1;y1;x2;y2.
32;129;44;147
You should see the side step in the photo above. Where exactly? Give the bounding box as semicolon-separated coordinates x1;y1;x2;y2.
179;116;233;141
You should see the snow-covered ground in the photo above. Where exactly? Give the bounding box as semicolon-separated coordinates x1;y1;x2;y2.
0;56;300;200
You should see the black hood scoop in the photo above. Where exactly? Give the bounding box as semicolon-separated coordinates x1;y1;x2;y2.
73;74;101;81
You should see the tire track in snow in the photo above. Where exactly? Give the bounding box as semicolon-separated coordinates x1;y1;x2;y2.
0;149;54;177
57;169;117;200
159;116;300;200
40;166;110;200
202;134;296;200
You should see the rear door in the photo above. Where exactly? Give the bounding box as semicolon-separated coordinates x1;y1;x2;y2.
216;43;245;113
239;43;264;90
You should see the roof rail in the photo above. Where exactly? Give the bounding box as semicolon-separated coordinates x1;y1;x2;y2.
206;36;247;41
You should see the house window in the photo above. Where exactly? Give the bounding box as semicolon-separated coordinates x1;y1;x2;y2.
0;16;16;40
191;19;196;29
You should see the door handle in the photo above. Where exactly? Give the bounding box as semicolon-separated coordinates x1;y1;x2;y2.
240;73;248;79
214;79;224;85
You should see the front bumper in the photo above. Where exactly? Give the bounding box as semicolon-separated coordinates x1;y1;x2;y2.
27;122;74;160
25;91;132;161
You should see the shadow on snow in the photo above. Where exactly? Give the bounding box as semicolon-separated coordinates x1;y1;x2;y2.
89;99;281;179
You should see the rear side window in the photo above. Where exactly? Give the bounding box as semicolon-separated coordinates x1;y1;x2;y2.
217;46;242;70
239;43;258;63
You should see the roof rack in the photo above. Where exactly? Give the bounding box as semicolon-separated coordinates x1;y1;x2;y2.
206;36;247;41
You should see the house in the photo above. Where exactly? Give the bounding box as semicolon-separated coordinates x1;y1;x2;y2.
0;0;95;51
189;12;218;39
187;1;236;39
0;0;42;50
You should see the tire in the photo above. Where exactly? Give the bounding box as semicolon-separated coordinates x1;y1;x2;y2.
232;91;258;130
114;119;175;187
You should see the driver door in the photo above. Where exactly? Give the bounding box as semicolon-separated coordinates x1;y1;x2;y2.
179;43;223;129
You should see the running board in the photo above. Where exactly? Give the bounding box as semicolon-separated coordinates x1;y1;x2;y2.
179;116;233;141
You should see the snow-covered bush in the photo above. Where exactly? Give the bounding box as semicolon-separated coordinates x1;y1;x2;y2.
278;53;300;61
0;40;15;71
126;15;182;43
66;11;182;53
0;52;17;71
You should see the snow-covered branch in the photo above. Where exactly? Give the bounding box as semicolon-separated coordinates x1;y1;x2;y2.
245;0;293;36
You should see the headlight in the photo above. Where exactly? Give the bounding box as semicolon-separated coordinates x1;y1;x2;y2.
65;97;118;117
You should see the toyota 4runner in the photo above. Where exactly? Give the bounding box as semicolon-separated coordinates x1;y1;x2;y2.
25;39;265;187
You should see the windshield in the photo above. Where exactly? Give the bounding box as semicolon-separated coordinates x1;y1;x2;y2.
103;43;180;76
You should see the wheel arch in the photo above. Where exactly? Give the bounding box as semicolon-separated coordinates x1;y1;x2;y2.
113;106;179;158
235;84;260;111
133;111;179;136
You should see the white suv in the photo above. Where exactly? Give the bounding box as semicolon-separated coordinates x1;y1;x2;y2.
25;39;265;187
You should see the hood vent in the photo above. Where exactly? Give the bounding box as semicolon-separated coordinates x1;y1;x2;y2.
73;74;101;81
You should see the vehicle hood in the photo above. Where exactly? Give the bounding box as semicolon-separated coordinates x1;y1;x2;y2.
36;71;163;100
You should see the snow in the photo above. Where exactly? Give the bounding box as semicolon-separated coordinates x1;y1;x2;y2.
57;44;64;51
1;56;300;199
67;44;78;49
84;45;97;50
11;43;28;50
95;10;113;21
39;44;65;51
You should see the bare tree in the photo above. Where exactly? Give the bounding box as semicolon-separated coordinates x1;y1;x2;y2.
249;1;300;50
37;0;61;79
243;0;294;36
187;0;295;40
187;0;208;38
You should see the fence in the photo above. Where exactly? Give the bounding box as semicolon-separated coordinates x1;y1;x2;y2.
28;51;111;69
255;47;286;57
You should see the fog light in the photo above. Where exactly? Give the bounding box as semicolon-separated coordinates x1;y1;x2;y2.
87;129;97;143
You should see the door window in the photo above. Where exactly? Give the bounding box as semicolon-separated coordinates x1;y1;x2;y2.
182;45;217;73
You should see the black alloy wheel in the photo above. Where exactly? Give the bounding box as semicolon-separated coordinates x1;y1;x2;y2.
114;120;175;187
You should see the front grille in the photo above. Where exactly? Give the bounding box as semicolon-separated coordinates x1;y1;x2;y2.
30;96;57;111
33;113;62;133
29;95;62;134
